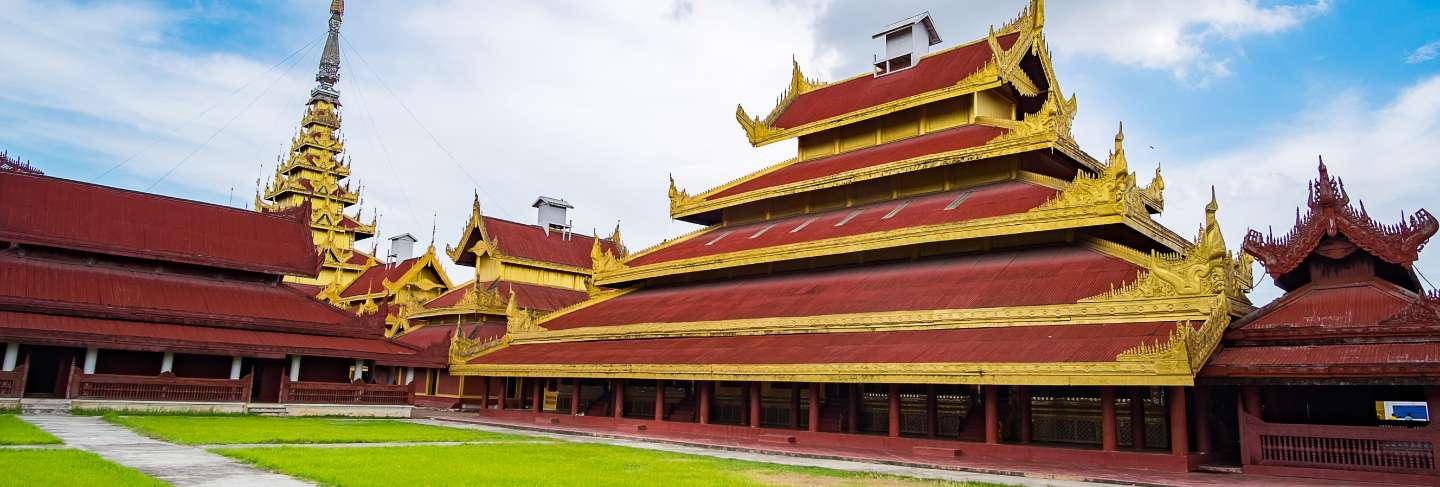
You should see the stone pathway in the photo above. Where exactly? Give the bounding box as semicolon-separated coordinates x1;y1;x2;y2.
196;439;552;449
409;418;1101;487
20;415;312;487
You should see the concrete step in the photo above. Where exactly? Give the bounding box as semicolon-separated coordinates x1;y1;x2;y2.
1197;464;1242;474
912;446;962;458
758;434;796;445
20;398;72;415
247;404;287;416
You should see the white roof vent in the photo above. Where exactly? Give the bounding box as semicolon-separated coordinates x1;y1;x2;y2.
387;233;417;262
873;12;941;77
531;196;573;235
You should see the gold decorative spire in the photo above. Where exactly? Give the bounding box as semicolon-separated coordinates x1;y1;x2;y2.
256;0;373;289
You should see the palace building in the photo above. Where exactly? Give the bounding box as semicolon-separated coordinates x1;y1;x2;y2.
3;0;1438;483
1198;162;1440;483
0;165;430;416
450;0;1257;473
394;194;623;409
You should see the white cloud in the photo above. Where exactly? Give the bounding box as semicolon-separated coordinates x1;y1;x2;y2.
0;0;837;280
1045;0;1329;82
1157;75;1440;302
1408;40;1440;64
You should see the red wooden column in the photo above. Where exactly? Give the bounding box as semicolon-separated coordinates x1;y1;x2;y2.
654;380;666;421
808;383;821;432
532;379;544;413
983;385;999;444
749;382;762;428
569;379;581;415
1194;386;1212;454
1100;386;1118;451
1017;386;1032;444
1241;385;1261;417
477;376;490;411
1129;387;1146;449
846;384;860;433
612;379;625;419
497;378;508;410
925;384;938;438
887;384;901;438
698;381;711;425
1168;386;1189;457
789;384;802;429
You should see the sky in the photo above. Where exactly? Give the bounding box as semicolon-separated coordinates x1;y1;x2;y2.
2;0;1438;303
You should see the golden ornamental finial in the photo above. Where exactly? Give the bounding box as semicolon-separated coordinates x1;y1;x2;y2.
331;0;344;17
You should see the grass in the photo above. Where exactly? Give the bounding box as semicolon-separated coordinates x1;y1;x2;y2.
0;449;166;486
105;415;524;445
0;415;60;445
217;443;1009;487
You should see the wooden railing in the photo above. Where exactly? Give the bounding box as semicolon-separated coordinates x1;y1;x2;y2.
66;366;251;402
279;376;412;406
0;359;27;398
1241;409;1440;476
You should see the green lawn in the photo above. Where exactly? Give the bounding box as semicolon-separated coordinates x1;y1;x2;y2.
0;449;166;486
0;415;60;445
106;415;522;445
217;443;1005;487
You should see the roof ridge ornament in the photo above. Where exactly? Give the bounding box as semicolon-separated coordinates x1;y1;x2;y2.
1083;189;1253;303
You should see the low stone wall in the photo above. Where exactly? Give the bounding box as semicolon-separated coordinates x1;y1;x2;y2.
282;404;412;418
72;399;246;415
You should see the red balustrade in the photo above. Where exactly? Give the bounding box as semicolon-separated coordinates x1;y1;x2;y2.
1240;409;1439;478
279;376;412;406
0;360;27;398
65;366;252;402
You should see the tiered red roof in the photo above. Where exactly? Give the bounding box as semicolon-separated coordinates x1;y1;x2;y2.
339;257;420;298
0;171;434;366
547;245;1139;331
709;124;1006;200
453;215;622;269
0;171;321;277
425;280;588;313
473;321;1179;368
632;181;1056;267
770;33;1020;129
1203;162;1439;381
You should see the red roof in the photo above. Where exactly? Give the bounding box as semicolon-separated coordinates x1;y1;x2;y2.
424;280;589;313
0;310;429;366
481;217;620;269
709;124;1006;200
1232;280;1414;334
339;257;419;298
392;322;504;362
503;281;589;312
545;245;1139;330
0;171;321;277
771;33;1020;129
285;282;325;297
633;181;1056;266
1202;342;1440;380
0;252;370;337
472;321;1176;366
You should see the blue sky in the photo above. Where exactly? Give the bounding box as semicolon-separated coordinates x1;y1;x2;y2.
2;0;1438;300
